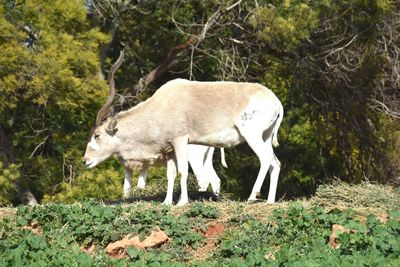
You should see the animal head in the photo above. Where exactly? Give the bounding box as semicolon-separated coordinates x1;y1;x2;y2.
83;51;124;168
83;117;121;168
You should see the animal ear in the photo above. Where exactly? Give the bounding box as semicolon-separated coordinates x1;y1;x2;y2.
106;117;118;136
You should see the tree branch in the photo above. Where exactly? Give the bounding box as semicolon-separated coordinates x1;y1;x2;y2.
130;37;197;96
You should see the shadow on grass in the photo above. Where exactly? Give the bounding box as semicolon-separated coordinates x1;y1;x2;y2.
104;190;220;205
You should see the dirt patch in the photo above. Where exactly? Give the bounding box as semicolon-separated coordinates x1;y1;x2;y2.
21;222;42;235
353;209;389;224
190;221;225;262
328;224;352;249
264;245;280;261
205;222;224;238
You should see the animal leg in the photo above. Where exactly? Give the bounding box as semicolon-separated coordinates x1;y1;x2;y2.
267;153;281;203
162;154;177;205
174;135;190;206
203;147;221;195
137;166;148;189
239;127;274;201
123;167;133;198
188;145;211;192
207;167;221;195
248;139;273;201
237;104;280;202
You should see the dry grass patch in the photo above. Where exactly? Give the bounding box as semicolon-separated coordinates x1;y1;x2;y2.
0;207;16;221
309;181;400;211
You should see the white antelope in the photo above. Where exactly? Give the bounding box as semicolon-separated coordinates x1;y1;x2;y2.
121;145;226;197
84;50;283;206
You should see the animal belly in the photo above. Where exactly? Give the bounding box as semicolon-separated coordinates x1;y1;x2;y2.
192;128;244;147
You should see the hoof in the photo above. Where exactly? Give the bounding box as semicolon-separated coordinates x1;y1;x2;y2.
162;200;173;205
248;192;261;202
176;199;189;206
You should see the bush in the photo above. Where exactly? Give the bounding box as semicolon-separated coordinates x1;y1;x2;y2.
0;163;19;205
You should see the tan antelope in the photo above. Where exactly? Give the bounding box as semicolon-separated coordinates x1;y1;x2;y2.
83;50;283;206
121;145;226;197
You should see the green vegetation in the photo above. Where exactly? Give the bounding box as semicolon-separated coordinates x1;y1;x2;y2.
0;0;113;203
0;0;399;205
0;163;19;204
1;183;399;266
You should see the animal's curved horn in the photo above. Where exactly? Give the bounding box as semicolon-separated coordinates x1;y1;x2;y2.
96;50;124;126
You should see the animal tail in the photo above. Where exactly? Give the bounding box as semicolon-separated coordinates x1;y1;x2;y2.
272;102;284;147
220;148;228;168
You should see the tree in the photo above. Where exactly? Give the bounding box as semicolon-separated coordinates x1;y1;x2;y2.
249;0;399;188
0;0;109;204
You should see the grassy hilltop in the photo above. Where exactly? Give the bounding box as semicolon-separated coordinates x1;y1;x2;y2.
1;182;399;266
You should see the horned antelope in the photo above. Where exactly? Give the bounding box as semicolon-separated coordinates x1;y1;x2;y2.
121;145;226;197
83;50;283;206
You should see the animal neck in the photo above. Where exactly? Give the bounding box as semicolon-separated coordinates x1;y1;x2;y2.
110;104;164;161
114;98;151;124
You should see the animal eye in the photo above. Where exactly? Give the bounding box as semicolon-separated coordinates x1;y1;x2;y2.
94;134;100;139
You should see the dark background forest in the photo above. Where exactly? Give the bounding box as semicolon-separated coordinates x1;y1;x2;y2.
0;0;399;205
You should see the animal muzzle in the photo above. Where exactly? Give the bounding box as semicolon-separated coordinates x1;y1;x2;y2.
83;158;98;169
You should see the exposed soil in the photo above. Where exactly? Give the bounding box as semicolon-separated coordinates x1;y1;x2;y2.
188;221;225;262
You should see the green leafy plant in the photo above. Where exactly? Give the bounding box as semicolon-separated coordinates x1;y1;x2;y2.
0;163;19;205
1;194;400;266
185;203;219;219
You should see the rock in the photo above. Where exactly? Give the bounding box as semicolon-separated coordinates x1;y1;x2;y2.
106;227;169;258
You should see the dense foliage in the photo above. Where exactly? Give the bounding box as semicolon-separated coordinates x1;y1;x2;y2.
0;0;114;204
0;200;399;266
0;0;399;204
